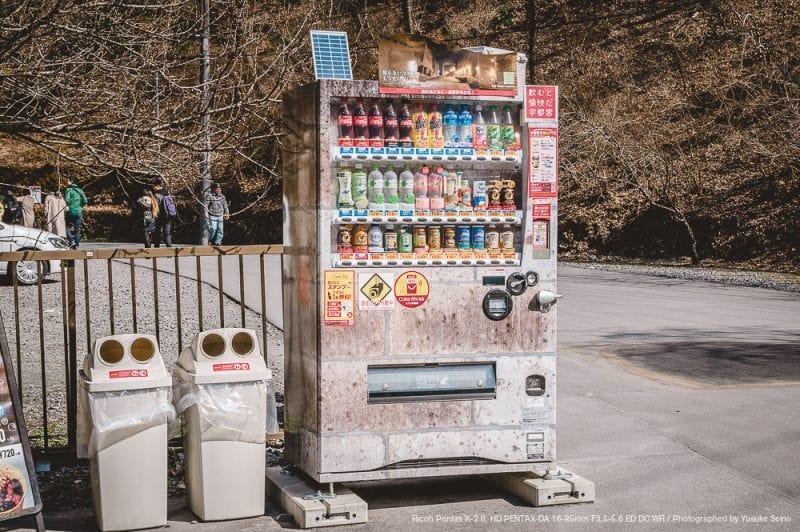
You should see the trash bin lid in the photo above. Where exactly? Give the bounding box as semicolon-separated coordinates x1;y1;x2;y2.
177;328;270;384
174;363;271;385
82;333;172;392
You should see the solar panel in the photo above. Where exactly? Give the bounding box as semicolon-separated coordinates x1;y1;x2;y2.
310;30;353;80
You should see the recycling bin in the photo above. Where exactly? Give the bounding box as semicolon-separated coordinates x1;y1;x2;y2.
173;328;272;521
77;334;175;532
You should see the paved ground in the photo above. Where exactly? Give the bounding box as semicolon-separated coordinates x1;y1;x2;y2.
11;264;800;530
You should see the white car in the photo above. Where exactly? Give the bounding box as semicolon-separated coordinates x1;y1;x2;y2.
0;223;69;285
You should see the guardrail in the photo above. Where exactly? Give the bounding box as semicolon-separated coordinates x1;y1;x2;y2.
0;245;283;459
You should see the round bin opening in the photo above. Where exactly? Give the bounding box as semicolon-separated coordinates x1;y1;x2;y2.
130;337;155;363
231;332;254;356
201;333;226;357
98;339;125;365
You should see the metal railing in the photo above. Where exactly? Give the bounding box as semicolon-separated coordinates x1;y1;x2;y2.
0;244;283;458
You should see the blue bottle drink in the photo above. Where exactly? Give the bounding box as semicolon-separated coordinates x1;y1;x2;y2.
443;104;459;148
457;104;473;148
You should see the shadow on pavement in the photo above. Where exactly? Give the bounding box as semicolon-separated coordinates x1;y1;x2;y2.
614;340;800;385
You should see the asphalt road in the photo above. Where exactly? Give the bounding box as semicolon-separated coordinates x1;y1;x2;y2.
40;263;800;531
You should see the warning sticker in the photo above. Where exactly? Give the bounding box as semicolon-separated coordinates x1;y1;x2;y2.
394;271;430;308
522;407;550;431
109;369;149;379
213;362;251;372
359;273;395;310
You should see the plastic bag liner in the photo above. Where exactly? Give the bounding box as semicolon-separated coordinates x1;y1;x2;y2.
173;373;267;445
77;386;176;459
266;379;279;434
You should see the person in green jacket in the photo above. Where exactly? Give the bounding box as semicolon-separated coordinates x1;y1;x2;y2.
64;177;88;248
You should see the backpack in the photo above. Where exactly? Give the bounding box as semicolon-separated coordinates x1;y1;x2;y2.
161;194;178;218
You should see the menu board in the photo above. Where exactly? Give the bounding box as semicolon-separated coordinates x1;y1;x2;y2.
0;318;42;525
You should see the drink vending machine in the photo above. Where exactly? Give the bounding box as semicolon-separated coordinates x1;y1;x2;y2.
281;72;564;484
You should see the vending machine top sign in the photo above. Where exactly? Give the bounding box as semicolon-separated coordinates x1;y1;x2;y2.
377;34;522;98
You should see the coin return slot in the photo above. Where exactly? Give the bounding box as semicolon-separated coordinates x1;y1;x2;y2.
368;363;496;403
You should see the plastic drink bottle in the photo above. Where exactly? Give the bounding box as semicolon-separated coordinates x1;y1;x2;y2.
411;102;429;148
486;105;502;150
336;164;353;208
367;164;385;211
383;164;399;209
383;100;399;147
398;101;413;147
428;104;444;149
398;164;415;207
472;104;487;149
413;165;429;210
457;104;473;148
443;104;459;148
337;100;353;147
352;100;368;146
501;105;516;149
351;163;369;209
368;102;384;147
428;166;444;210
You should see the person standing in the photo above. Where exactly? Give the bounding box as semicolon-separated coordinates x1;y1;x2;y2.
137;188;159;248
154;185;178;247
203;183;229;245
44;191;67;236
64;178;88;248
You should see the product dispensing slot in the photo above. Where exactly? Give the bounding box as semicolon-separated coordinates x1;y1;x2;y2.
367;363;496;403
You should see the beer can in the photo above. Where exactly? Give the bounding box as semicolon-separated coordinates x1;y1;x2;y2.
428;225;442;251
456;225;472;249
471;225;485;250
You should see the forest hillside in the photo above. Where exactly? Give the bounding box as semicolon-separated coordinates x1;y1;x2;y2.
0;0;797;270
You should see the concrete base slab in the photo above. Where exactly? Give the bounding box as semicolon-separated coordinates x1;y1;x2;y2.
483;468;596;507
266;468;368;528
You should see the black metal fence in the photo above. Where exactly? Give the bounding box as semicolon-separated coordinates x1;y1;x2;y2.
0;245;283;458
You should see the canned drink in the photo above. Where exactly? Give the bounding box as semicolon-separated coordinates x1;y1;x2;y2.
456;225;472;249
413;225;428;251
353;224;370;249
428;225;442;251
471;224;485;250
485;224;500;249
337;224;353;251
500;224;514;250
384;225;398;252
443;225;457;250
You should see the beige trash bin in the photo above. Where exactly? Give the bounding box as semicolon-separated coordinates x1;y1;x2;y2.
173;328;271;521
78;334;174;532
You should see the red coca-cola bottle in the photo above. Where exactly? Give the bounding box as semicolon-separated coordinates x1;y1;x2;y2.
337;99;353;147
398;100;413;148
353;99;369;148
383;100;399;148
368;101;384;148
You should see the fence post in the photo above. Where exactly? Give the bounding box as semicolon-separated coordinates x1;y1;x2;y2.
65;260;78;454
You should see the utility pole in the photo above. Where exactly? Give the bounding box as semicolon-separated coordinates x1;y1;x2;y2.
198;0;211;244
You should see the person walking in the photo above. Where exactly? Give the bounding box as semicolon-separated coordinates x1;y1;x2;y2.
64;178;88;248
154;185;178;247
203;183;229;245
136;188;159;248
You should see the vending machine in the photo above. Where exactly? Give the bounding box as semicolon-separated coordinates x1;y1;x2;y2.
282;50;562;483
